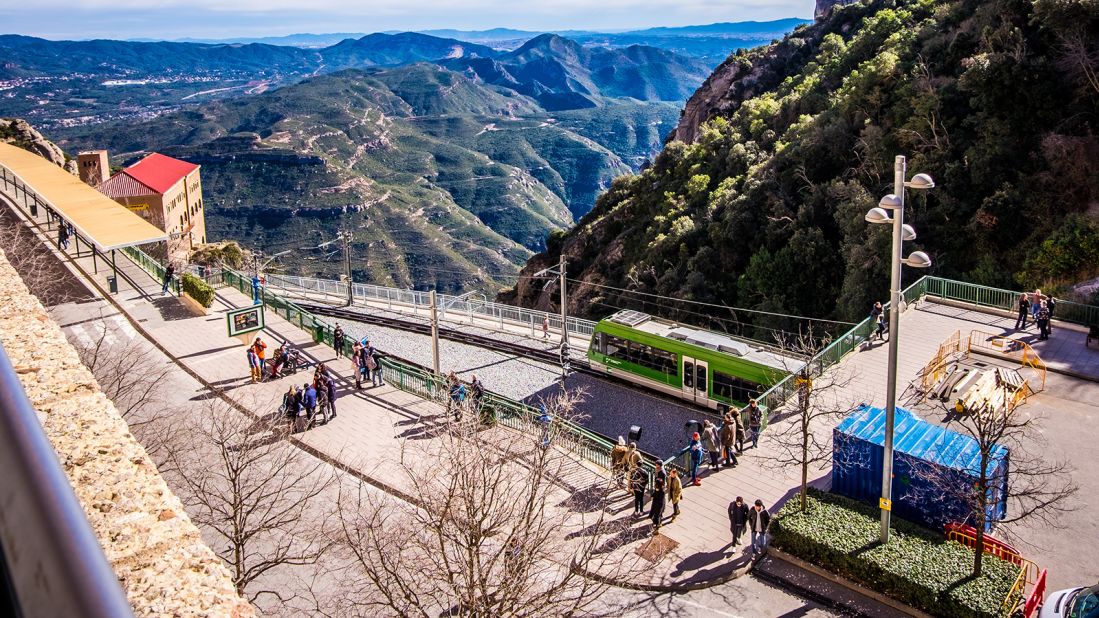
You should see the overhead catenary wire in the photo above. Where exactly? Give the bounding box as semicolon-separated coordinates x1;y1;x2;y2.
568;278;857;326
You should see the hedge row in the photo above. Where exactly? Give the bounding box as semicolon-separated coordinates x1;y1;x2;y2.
771;488;1019;618
181;272;215;308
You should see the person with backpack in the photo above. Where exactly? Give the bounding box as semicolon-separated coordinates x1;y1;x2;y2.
720;413;738;467
1037;301;1051;341
871;301;885;340
282;385;299;433
630;465;649;516
314;381;330;426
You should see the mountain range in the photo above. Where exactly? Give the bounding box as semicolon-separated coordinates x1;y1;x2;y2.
502;0;1099;330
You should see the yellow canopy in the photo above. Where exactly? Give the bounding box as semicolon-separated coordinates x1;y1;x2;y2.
0;142;167;251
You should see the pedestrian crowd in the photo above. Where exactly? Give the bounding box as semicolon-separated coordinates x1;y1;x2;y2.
1015;289;1056;341
609;398;771;556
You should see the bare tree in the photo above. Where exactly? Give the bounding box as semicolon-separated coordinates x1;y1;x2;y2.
0;209;74;306
762;331;861;512
164;398;337;604
70;310;179;456
334;388;644;617
906;396;1076;576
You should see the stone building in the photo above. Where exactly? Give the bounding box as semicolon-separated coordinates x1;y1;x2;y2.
97;153;207;262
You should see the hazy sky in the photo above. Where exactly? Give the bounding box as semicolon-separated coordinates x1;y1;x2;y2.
1;0;813;40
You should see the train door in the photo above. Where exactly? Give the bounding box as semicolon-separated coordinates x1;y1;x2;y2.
681;357;709;404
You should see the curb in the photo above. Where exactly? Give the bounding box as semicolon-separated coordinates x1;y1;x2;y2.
763;547;934;618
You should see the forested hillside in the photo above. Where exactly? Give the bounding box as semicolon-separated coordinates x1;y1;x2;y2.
502;0;1099;332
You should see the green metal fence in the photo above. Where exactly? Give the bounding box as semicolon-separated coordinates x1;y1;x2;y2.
120;245;180;295
922;276;1099;327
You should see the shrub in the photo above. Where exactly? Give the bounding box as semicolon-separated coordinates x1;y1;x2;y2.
181;272;215;308
771;489;1019;618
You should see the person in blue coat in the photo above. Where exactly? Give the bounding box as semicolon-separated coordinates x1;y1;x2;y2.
302;383;318;427
688;432;704;486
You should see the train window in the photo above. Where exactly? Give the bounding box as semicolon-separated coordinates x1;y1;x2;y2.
696;365;707;393
604;335;677;377
684;361;694;388
713;371;763;404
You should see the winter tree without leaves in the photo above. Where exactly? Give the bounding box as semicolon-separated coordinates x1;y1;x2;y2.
334;388;644;618
906;396;1076;576
72;311;178;456
762;330;862;512
163;398;337;604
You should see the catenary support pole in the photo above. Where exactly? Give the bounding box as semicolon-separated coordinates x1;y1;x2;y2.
343;230;354;306
881;154;906;543
430;290;440;376
559;254;568;347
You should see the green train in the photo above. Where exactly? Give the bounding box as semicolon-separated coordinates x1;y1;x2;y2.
586;310;800;410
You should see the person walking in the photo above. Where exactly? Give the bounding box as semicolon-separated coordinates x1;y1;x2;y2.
728;496;749;547
702;420;721;471
162;263;175;295
1037;301;1051;341
315;381;330;425
749;499;771;555
720;413;738;467
630;465;649;516
734;410;746;454
746;399;763;449
1015;293;1031;330
252;337;267;377
333;325;345;357
325;374;337;420
688;432;704;486
247;346;260;383
542;316;549;339
57;224;69;250
871;301;885;340
667;467;683;522
649;461;667;533
302;382;318;428
624;441;641;481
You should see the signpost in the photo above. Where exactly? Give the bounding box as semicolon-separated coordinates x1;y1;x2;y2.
227;305;265;346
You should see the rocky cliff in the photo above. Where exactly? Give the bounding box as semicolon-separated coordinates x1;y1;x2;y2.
0;118;76;174
503;0;1099;328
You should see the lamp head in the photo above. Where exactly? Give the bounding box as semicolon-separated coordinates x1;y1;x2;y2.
864;207;892;225
902;251;932;268
905;173;935;190
878;194;902;210
902;224;917;241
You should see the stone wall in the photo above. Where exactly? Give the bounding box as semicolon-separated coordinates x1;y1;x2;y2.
0;248;253;617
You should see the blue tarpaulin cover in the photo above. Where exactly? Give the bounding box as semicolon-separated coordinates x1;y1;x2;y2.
832;405;1009;531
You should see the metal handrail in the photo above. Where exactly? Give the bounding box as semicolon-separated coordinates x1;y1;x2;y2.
0;345;135;618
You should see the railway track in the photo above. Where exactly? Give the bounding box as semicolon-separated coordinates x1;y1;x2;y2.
298;302;597;376
298;300;725;423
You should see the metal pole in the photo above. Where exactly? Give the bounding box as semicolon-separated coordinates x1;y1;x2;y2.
881;154;906;543
430;290;440;376
559;254;568;347
343;231;354;306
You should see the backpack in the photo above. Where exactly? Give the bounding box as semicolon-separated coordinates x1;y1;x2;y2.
366;354;378;370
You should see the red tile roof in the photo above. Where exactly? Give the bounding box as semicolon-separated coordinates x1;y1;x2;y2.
124;153;198;194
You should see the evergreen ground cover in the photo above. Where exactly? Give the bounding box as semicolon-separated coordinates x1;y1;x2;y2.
771;488;1020;618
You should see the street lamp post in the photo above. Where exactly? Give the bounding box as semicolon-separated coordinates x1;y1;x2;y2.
865;154;934;543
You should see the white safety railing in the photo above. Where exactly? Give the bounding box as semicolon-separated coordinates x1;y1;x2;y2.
263;273;598;340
